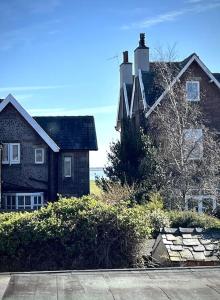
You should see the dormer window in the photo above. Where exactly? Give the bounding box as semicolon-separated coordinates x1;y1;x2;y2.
186;81;200;101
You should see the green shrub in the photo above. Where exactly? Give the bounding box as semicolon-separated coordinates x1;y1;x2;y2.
147;210;170;237
145;192;164;211
0;196;151;272
168;210;220;229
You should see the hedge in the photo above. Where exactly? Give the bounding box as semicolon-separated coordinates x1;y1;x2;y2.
0;197;151;272
0;196;219;272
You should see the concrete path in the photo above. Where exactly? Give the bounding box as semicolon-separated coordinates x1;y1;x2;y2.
0;267;220;299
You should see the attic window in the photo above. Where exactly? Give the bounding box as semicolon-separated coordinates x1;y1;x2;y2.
186;81;200;101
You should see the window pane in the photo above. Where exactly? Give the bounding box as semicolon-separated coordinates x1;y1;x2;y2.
34;196;38;205
18;196;24;206
2;144;9;162
11;196;16;209
37;196;42;205
202;198;214;214
187;82;199;101
6;196;11;209
188;198;199;212
25;196;31;206
35;149;44;163
12;145;19;161
64;157;71;177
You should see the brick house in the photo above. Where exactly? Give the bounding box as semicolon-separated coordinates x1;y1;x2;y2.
0;94;98;210
116;33;220;212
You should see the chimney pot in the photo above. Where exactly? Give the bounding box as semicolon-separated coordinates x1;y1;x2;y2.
139;33;147;48
123;51;129;63
134;32;150;76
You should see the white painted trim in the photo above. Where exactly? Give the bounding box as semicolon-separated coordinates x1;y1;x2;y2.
185;194;216;214
10;143;20;164
123;83;129;117
35;148;45;164
0;94;60;152
145;54;220;119
129;78;136;118
2;192;44;210
138;69;147;110
2;143;20;164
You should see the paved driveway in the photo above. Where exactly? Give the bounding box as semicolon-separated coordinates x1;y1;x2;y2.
0;267;220;299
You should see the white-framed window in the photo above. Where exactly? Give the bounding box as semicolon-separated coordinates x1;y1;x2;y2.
64;156;72;177
35;148;44;164
183;129;203;160
2;192;44;210
2;143;20;164
186;81;200;101
185;195;217;214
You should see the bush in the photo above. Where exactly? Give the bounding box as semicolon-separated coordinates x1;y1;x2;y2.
0;196;151;272
168;210;220;229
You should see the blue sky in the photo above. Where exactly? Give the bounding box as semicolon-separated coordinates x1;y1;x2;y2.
0;0;220;167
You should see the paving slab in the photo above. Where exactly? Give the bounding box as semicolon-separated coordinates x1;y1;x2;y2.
0;267;219;299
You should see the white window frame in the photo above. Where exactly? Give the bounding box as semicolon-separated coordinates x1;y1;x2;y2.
2;143;20;164
2;143;9;164
10;143;20;164
35;148;45;164
183;128;203;160
186;80;200;101
2;192;44;210
64;156;72;178
185;195;217;214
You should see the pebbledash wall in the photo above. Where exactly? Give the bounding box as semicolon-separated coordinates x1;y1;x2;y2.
0;103;90;204
0;104;49;196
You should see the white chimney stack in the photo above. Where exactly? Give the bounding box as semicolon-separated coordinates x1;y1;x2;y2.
134;33;149;76
120;51;133;88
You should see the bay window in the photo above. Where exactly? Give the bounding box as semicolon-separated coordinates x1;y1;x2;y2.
2;193;44;210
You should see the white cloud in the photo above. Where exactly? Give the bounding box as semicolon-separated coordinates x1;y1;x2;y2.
28;105;117;116
121;1;220;29
0;85;69;92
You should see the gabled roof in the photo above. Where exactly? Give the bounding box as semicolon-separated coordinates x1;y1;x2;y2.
116;83;133;131
0;94;60;152
145;54;220;118
34;116;98;150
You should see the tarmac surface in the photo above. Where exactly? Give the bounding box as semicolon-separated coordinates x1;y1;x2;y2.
0;267;219;299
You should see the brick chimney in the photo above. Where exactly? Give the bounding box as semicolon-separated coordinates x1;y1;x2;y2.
120;51;133;88
134;33;149;76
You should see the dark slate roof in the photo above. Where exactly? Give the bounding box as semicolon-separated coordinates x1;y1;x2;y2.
213;73;220;83
142;53;201;107
152;227;220;263
34;116;98;150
